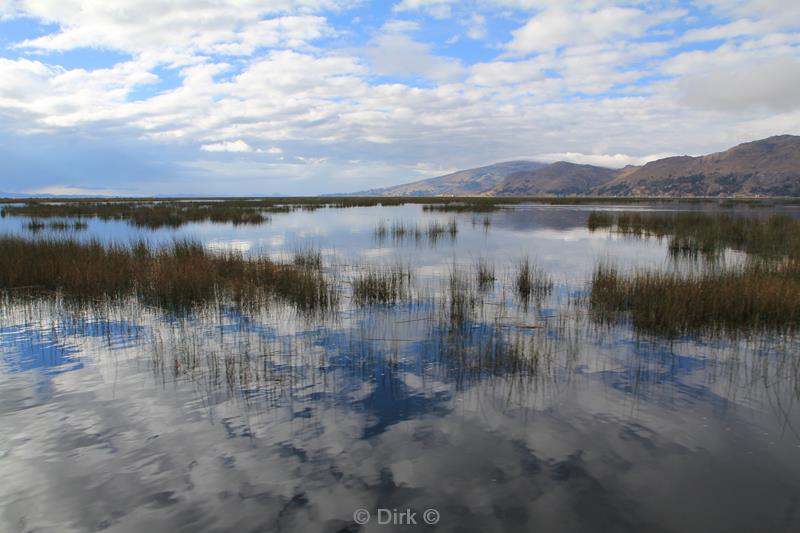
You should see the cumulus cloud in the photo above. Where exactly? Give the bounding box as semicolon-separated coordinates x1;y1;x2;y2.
200;140;254;152
365;22;464;83
465;14;487;40
680;56;800;113
394;0;457;19
506;6;650;54
0;0;798;194
10;1;342;56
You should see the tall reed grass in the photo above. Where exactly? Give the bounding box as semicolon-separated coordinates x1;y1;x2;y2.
587;211;800;259
374;219;458;244
590;260;800;335
514;257;553;302
0;236;336;312
2;202;269;229
351;265;412;305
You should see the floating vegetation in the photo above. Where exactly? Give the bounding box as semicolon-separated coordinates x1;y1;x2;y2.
590;260;800;335
0;236;337;312
351;265;412;305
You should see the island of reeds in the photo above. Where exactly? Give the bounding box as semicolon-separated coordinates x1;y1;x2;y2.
586;210;800;335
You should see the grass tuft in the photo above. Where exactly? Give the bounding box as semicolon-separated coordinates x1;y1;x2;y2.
514;257;553;302
351;265;412;305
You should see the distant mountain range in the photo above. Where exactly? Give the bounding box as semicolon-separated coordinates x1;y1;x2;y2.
357;160;547;196
359;135;800;197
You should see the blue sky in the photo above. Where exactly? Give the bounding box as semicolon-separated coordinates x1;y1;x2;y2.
0;0;798;195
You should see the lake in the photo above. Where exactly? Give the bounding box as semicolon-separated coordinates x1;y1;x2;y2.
1;202;799;532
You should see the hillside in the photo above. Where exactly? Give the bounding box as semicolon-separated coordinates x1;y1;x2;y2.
354;135;800;198
492;161;617;196
360;161;546;196
593;135;800;197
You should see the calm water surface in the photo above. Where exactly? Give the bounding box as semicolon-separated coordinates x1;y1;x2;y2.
1;204;799;532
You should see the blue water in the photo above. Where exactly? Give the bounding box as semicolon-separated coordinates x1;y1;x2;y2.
1;204;799;533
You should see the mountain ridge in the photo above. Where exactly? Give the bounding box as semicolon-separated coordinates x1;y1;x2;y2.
594;135;800;197
357;160;546;196
355;135;800;197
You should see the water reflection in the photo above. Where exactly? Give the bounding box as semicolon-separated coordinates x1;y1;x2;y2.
1;204;800;532
1;291;799;532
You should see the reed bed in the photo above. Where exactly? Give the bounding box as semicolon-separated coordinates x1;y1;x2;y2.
26;219;88;232
586;211;614;231
423;203;500;213
374;219;458;244
590;260;800;335
3;195;763;214
587;211;800;259
374;220;423;241
426;219;458;241
2;202;270;229
351;265;412;305
0;236;336;311
292;247;323;270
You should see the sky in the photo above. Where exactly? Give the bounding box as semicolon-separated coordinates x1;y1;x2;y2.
0;0;799;196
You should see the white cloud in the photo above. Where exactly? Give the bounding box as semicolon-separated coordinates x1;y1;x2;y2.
532;151;677;168
468;57;549;86
200;140;253;152
365;23;464;83
394;0;457;19
506;6;649;54
465;14;487;40
10;2;342;56
681;18;771;42
680;56;800;112
0;0;799;195
700;0;800;27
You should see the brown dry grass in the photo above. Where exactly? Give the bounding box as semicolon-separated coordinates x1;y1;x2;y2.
0;237;336;312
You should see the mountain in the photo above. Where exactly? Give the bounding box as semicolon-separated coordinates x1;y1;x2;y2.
356;135;800;198
593;135;800;197
492;161;617;196
360;160;546;196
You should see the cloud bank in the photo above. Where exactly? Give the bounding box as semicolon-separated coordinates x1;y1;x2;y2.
0;0;798;194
